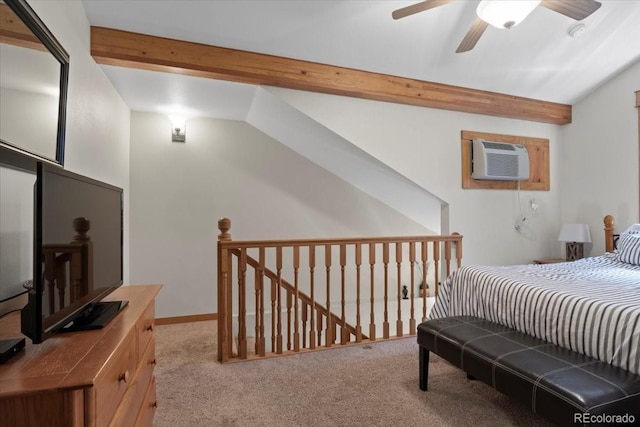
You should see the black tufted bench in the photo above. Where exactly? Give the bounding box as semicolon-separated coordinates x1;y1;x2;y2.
418;316;640;426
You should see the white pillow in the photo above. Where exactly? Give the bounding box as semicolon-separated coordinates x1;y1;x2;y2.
617;230;640;265
621;224;640;234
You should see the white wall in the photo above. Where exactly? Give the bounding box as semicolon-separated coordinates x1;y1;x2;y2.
562;59;640;254
129;97;568;318
246;87;443;233
129;112;434;318
268;87;564;266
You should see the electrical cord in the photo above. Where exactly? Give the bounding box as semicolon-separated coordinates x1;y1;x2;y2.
515;180;537;232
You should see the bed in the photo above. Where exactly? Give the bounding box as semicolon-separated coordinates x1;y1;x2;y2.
419;216;640;424
429;216;640;375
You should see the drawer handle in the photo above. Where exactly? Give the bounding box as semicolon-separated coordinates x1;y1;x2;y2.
151;401;158;409
145;324;154;332
118;371;129;383
150;358;157;366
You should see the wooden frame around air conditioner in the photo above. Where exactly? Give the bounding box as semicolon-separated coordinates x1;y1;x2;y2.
461;130;550;191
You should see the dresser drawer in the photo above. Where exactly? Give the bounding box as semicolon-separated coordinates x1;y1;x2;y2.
94;329;137;427
134;376;157;427
108;335;156;427
137;301;156;359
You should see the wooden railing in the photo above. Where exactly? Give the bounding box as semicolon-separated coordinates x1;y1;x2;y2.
41;217;93;316
217;218;462;363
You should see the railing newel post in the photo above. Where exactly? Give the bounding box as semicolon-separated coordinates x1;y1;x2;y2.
217;217;232;363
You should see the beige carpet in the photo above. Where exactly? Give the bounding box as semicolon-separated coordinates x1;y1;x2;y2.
153;320;552;427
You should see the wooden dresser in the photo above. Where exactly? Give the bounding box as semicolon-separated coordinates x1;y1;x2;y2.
0;285;162;427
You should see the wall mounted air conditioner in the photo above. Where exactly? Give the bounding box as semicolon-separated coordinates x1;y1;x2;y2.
471;139;529;181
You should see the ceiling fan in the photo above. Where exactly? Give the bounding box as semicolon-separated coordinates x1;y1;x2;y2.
392;0;602;53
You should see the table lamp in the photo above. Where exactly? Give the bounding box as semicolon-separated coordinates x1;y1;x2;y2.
558;223;591;260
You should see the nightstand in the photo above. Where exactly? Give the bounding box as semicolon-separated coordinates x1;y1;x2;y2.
533;258;568;264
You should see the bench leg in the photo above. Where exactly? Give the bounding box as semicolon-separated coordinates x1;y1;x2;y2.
419;346;430;391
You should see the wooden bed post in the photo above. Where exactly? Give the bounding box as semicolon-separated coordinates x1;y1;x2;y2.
604;215;615;253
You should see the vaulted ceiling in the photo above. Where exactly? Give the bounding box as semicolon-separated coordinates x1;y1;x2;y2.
82;0;640;124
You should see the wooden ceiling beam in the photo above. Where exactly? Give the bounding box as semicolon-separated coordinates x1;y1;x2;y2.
90;26;572;125
0;3;46;51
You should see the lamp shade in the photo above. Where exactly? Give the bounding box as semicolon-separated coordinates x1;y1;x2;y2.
476;0;541;29
558;224;591;243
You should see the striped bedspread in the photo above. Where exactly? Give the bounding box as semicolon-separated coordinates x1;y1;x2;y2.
430;253;640;375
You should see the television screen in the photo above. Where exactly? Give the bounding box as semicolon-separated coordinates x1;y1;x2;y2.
21;162;124;343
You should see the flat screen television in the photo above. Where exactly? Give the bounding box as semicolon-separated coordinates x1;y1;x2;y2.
21;162;125;343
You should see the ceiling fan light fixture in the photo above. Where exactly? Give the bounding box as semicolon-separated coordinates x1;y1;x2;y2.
476;0;541;29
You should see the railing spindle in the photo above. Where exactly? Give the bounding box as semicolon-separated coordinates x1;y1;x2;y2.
258;248;266;357
340;244;347;345
325;244;332;347
433;241;440;298
369;243;376;341
396;242;403;337
383;242;390;339
276;247;283;354
317;310;323;346
301;302;308;349
270;277;276;353
409;242;416;335
227;252;233;357
444;240;452;277
238;248;247;359
421;241;428;322
293;246;300;352
56;264;67;310
286;291;293;351
309;245;316;350
454;232;463;269
253;250;260;356
355;243;362;343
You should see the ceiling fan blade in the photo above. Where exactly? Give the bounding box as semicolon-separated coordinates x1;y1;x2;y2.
456;18;489;53
392;0;454;20
540;0;602;20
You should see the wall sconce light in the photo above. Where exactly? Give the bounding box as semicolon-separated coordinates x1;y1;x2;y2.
170;117;186;143
558;223;591;261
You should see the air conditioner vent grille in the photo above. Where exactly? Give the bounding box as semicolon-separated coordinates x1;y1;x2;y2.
486;153;519;177
483;141;515;151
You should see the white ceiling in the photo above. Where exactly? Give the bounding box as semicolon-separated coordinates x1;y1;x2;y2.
82;0;640;121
